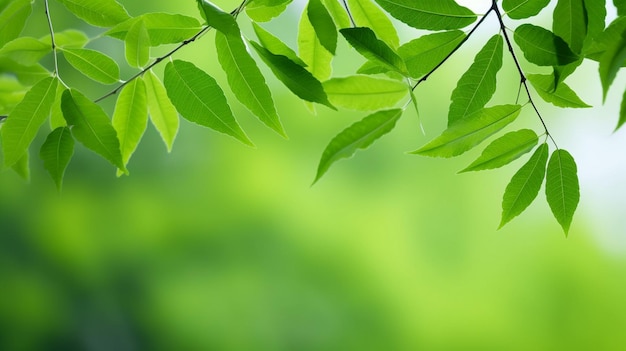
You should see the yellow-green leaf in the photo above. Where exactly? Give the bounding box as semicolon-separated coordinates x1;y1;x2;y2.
39;126;74;191
144;70;178;152
546;149;580;235
323;75;408;111
112;78;148;174
62;48;120;84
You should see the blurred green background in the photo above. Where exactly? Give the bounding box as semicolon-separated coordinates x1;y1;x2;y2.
2;1;626;350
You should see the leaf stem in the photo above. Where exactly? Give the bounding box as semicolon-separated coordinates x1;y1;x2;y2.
341;0;356;27
44;0;59;76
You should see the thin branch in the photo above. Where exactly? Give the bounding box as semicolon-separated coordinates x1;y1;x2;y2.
341;0;356;27
44;0;59;75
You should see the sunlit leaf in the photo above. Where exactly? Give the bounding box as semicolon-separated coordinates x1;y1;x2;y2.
546;149;580;235
616;0;626;15
527;73;591;108
252;23;307;67
163;60;253;146
398;30;465;79
106;13;202;45
448;35;503;126
57;0;130;27
347;0;399;48
412;105;522;158
0;0;31;47
245;0;292;22
299;5;333;82
513;24;579;66
322;0;351;28
39;126;74;191
0;58;50;86
40;29;89;49
460;129;538;173
340;27;407;75
373;0;476;30
583;0;606;47
50;86;67;130
553;0;587;54
125;18;150;68
0;37;50;66
1;77;57;167
61;48;120;84
197;0;238;36
314;108;402;183
144;70;178;152
307;0;337;55
112;78;148;174
502;0;550;19
500;143;548;228
323;75;408;111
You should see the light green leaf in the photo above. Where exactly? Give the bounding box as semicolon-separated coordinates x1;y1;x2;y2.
61;48;120;84
553;0;587;54
0;77;27;115
50;86;67;130
0;37;51;66
502;0;550;19
514;24;579;66
252;23;307;67
340;27;408;76
546;149;580;235
2;77;57;167
250;41;335;109
448;35;503;125
11;149;29;180
599;28;626;101
40;29;89;49
314;108;402;183
0;58;50;86
57;0;130;27
528;73;591;108
322;0;351;28
398;30;466;79
197;0;238;36
373;0;476;30
39;126;74;191
245;0;293;22
106;13;202;45
144;70;178;152
500;143;549;228
323;75;408;110
125;18;150;68
112;78;148;174
412;104;522;158
460;129;538;173
61;89;125;171
553;59;582;87
299;5;333;81
216;31;285;137
0;0;31;47
163;60;253;146
347;0;399;48
307;0;337;55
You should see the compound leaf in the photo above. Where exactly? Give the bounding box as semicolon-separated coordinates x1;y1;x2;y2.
514;24;579;66
546;149;580;235
39;126;74;191
144;70;178;152
373;0;476;30
61;48;119;84
57;0;130;27
112;78;148;174
323;75;408;111
460;129;538;172
398;30;465;79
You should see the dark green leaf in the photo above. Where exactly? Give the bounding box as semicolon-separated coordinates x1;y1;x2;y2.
57;0;130;27
0;0;32;47
460;129;538;172
599;27;626;100
618;88;626;131
39;126;74;191
0;37;50;66
163;60;253;146
503;0;550;19
245;0;292;22
112;78;148;174
106;13;201;45
373;0;476;30
347;0;399;48
307;0;337;55
553;0;587;53
144;70;178;152
197;0;238;36
528;73;591;108
583;0;606;46
546;149;580;235
500;143;549;228
615;0;626;16
314;109;402;183
398;30;466;79
61;48;120;84
322;75;408;110
513;24;579;66
585;16;626;61
252;23;307;67
340;27;407;75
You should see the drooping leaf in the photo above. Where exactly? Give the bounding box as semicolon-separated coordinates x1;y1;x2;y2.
1;77;58;167
448;35;503;126
347;0;399;48
0;0;32;47
398;30;466;79
11;149;29;180
373;0;476;31
412;104;522;158
314;109;402;183
197;0;238;36
322;75;408;111
545;149;580;235
618;88;626;131
0;37;51;66
502;0;550;19
340;27;408;76
307;0;337;55
527;73;591;108
61;48;120;84
299;5;333;82
250;41;335;109
499;143;549;228
163;60;253;146
599;27;626;100
553;0;587;54
61;89;125;171
112;78;148;174
50;86;67;129
252;23;307;67
39;126;74;191
513;24;579;66
245;0;292;22
322;0;351;28
144;70;178;152
583;0;606;46
215;31;285;137
106;14;202;45
460;129;538;173
0;58;50;86
57;0;130;27
553;59;582;87
40;29;89;49
585;16;626;61
125;18;150;68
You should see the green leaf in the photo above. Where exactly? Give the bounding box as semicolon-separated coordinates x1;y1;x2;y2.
1;77;57;167
50;86;67;130
527;73;591;108
61;48;120;84
322;0;351;29
398;30;465;79
616;0;626;16
252;23;307;67
61;89;125;171
144;70;178;152
40;29;89;49
322;75;408;111
106;14;202;46
553;0;587;54
125;18;150;68
585;16;626;61
499;143;549;228
307;0;338;55
0;0;31;47
215;31;285;137
599;27;626;101
245;0;293;22
412;104;522;158
197;0;238;36
373;0;476;31
460;129;538;173
340;27;408;75
0;58;50;86
39;126;74;191
112;78;148;174
347;0;399;48
250;41;335;109
583;0;606;47
11;149;29;180
553;59;582;87
513;24;579;66
163;60;253;146
448;35;503;126
299;5;333;82
0;37;51;66
546;149;580;235
617;88;626;131
502;0;550;19
314;108;402;183
57;0;130;27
